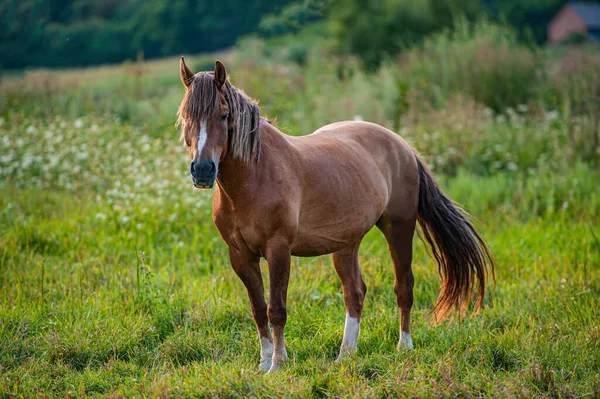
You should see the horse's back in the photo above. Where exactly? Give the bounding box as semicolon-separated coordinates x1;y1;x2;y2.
305;121;420;220
308;121;417;175
284;121;419;255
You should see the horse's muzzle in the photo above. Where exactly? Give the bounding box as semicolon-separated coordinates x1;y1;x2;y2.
191;159;216;189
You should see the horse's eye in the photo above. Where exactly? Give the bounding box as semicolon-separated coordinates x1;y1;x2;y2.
221;113;229;121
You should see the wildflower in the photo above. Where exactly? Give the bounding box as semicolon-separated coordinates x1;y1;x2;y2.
507;162;518;172
120;216;130;224
26;125;36;134
0;152;13;164
545;110;559;121
74;119;83;129
95;212;108;221
21;155;33;169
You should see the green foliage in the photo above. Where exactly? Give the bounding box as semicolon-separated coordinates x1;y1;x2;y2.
259;0;328;38
3;0;599;71
328;0;483;68
485;0;565;43
396;19;540;112
0;0;296;69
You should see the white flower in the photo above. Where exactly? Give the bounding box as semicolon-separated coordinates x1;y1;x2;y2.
0;153;13;164
95;212;108;220
353;115;364;121
26;125;36;134
120;216;130;224
507;162;518;171
74;119;83;129
44;130;53;139
545;110;559;121
21;154;33;169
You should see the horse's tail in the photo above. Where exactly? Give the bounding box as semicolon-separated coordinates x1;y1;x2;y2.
414;153;494;321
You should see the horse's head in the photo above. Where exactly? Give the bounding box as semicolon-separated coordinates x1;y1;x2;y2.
177;58;230;189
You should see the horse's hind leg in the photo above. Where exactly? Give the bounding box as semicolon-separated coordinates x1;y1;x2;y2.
377;214;417;350
332;241;367;361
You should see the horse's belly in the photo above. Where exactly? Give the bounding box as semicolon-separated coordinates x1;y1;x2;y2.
290;235;350;257
290;216;376;257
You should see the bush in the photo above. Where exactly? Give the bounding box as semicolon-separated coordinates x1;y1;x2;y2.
396;19;541;112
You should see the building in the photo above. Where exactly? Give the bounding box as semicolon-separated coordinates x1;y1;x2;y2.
548;2;600;44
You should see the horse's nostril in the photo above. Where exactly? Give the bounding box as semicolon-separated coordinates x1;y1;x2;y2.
209;161;216;174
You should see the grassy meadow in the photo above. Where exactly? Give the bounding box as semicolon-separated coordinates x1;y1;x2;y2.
1;28;600;397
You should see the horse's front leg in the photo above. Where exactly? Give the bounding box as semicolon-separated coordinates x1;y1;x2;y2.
229;247;274;372
264;243;291;374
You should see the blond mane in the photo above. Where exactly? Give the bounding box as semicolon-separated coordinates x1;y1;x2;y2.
176;72;261;162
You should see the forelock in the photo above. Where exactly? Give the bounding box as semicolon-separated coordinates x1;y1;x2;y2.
176;73;222;127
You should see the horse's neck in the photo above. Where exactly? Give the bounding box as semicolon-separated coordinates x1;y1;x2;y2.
216;121;289;202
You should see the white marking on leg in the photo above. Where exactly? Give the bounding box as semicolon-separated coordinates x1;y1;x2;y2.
336;313;360;361
259;336;273;372
267;336;288;374
399;331;414;350
197;120;207;155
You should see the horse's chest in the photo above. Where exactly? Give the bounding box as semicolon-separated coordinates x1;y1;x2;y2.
213;205;266;253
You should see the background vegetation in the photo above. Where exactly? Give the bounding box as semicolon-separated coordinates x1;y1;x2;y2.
1;0;599;397
4;0;600;70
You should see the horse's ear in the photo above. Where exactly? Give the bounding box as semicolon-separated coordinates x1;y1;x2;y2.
180;56;194;88
214;60;227;89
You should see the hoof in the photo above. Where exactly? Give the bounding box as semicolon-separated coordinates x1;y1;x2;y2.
397;332;414;350
266;356;287;374
266;362;281;374
335;347;357;363
259;358;272;373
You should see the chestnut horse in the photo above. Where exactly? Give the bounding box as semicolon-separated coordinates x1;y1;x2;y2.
177;59;494;373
